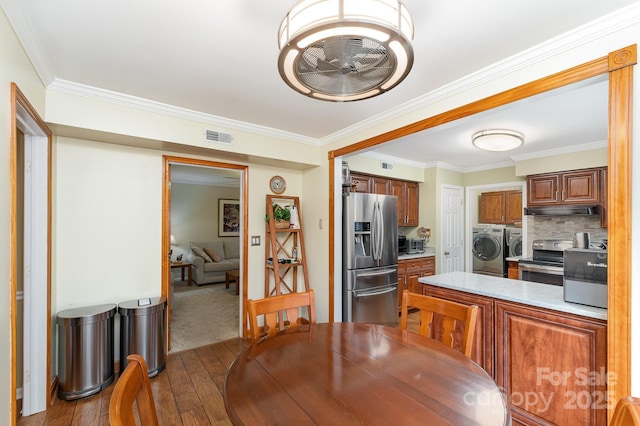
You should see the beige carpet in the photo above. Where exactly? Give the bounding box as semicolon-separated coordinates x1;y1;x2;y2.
169;282;240;353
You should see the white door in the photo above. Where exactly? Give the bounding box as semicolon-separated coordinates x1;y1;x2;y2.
441;185;464;273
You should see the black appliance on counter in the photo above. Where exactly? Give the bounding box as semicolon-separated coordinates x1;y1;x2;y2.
563;248;608;308
398;235;407;255
518;240;572;286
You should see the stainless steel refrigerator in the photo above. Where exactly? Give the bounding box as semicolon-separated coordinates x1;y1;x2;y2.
343;192;399;326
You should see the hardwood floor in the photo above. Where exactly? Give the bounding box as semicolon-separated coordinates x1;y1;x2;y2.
17;315;420;425
17;338;248;426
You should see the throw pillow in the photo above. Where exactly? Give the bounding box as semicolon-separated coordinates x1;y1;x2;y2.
204;247;223;262
192;246;214;263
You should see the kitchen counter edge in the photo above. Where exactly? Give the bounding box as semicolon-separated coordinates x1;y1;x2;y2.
398;252;435;260
418;271;607;321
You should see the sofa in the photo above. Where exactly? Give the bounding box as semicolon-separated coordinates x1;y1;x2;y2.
186;239;240;285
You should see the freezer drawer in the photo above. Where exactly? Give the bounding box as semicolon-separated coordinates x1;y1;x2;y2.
346;267;398;292
345;285;399;327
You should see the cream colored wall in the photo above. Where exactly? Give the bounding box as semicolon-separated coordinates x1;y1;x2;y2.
170;183;240;261
0;9;48;424
344;154;425;182
463;166;524;186
515;148;607;176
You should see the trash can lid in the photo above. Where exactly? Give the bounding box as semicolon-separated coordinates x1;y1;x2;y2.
56;303;117;326
118;296;167;316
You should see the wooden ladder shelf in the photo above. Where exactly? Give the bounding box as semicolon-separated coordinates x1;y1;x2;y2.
265;195;310;297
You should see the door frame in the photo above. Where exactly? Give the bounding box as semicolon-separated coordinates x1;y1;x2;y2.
10;83;53;422
161;156;249;343
328;46;635;420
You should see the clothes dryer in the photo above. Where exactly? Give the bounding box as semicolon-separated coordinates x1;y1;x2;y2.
472;227;506;277
506;228;523;257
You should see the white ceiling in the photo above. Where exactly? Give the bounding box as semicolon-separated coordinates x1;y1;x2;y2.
2;0;637;170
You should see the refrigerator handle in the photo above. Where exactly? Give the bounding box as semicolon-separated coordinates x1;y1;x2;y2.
376;200;384;259
372;200;380;260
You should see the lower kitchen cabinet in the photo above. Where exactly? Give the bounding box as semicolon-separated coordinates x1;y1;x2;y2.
418;284;608;425
398;257;435;308
495;301;607;426
507;261;519;279
422;286;495;378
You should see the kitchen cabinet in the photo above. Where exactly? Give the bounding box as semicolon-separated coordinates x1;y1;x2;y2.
479;190;522;224
398;256;435;308
495;301;607;426
421;285;495;378
419;283;608;425
390;179;419;226
507;261;519;279
350;172;419;227
527;168;601;206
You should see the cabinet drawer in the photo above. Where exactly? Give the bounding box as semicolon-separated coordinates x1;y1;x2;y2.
423;257;435;275
404;258;428;273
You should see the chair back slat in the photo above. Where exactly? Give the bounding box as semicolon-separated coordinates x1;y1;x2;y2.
109;354;159;426
248;290;315;342
400;290;479;358
611;396;640;426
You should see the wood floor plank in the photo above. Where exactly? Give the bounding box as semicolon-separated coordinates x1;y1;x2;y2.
165;353;202;413
210;340;241;367
195;344;231;393
179;348;206;375
190;370;233;425
180;406;213;426
70;392;102;425
151;368;182;423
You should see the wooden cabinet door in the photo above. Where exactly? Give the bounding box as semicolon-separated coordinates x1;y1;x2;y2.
562;168;600;204
404;258;427;294
505;190;522;224
507;261;519;279
350;173;371;193
479;191;506;223
527;173;561;206
495;301;607;426
423;286;494;378
404;181;420;226
423;257;435;276
372;177;389;195
389;180;406;226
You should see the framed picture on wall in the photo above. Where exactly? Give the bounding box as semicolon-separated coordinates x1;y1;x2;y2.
219;199;240;236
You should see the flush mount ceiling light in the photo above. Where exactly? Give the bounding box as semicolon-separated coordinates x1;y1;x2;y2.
471;129;525;152
277;0;414;102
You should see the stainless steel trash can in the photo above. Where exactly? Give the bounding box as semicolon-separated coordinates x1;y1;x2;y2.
56;304;117;400
118;297;167;377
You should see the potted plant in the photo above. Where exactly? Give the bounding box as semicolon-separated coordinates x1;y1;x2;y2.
266;204;291;229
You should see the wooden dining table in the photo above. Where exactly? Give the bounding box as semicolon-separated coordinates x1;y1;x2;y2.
224;322;510;425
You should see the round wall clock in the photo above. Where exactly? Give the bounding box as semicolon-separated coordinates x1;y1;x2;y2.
269;175;287;194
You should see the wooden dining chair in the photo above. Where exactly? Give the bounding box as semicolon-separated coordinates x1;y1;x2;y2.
247;290;316;342
400;290;479;357
109;354;159;426
611;396;640;425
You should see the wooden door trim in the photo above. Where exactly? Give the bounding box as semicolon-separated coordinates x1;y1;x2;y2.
10;83;53;422
328;45;635;421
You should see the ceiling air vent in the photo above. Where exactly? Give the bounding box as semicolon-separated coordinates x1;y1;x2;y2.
204;129;234;144
381;161;394;171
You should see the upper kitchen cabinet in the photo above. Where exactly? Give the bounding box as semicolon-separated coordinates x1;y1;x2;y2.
527;168;601;206
479;190;522;225
350;172;419;227
390;180;419;226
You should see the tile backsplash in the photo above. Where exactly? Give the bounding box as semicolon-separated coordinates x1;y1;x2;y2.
524;215;607;254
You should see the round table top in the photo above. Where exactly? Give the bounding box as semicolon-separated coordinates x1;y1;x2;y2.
224;322;509;425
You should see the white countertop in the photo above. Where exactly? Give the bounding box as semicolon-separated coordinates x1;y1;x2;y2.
418;271;607;321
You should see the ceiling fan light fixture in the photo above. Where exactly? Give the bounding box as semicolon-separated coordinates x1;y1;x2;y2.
278;0;414;102
472;129;524;152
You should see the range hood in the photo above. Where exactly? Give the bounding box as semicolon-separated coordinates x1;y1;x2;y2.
524;205;601;216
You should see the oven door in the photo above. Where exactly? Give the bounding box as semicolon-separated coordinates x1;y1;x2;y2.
518;263;564;286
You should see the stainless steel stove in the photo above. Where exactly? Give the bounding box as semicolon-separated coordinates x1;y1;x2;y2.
518;240;572;286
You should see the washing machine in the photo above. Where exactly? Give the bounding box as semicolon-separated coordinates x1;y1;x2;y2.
472;227;506;277
506;228;523;257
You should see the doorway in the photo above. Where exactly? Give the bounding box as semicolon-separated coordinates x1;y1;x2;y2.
440;185;464;273
162;156;249;350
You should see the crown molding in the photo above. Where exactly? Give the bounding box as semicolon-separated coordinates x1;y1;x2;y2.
320;2;640;145
510;140;607;161
357;150;427;169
